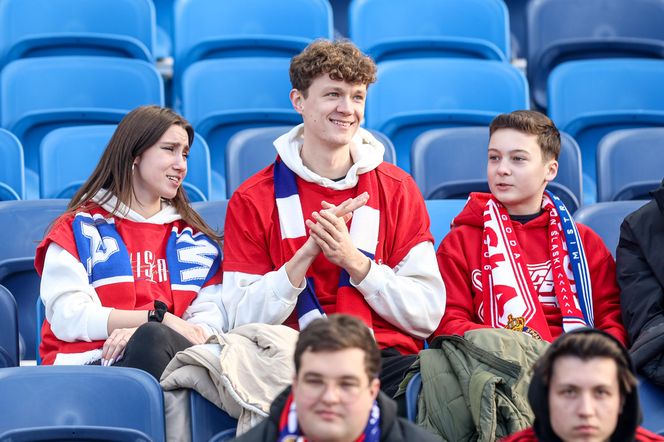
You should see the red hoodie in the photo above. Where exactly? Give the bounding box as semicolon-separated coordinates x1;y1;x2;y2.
434;193;626;344
500;426;664;442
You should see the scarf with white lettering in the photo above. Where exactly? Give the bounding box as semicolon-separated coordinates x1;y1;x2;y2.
273;158;379;330
277;391;381;442
481;191;592;341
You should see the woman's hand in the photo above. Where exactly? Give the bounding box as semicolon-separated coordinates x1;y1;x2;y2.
102;327;137;366
162;313;209;345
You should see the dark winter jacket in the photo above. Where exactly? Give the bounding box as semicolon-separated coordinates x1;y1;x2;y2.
232;387;441;442
617;180;664;385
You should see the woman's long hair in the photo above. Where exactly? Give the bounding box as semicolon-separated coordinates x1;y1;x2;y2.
65;105;222;244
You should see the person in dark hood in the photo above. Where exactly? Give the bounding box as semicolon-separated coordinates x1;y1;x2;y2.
502;329;663;442
232;314;441;442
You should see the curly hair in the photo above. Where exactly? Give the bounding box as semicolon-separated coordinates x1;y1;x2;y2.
290;39;377;97
490;110;561;161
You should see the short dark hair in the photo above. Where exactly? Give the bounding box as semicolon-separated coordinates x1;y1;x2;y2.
289;39;377;97
294;314;381;382
489;110;561;161
534;330;637;399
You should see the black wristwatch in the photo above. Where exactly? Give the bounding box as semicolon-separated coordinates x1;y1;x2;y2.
148;300;168;323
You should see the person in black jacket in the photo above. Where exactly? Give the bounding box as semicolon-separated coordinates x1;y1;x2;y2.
617;180;664;386
232;314;441;442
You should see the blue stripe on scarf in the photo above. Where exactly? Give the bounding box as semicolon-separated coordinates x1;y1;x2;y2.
339;249;375;288
546;190;594;326
274;159;299;199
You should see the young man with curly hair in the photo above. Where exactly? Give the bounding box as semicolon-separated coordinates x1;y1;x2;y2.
222;40;445;396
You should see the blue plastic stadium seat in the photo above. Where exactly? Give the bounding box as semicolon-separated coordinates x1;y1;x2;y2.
425;199;467;249
0;128;25;200
548;59;664;204
405;372;422;422
0;285;19;367
0;199;68;360
191;200;228;236
182;57;301;199
0;366;166;442
638;376;664;435
224;126;396;198
527;0;664;109
172;0;332;106
349;0;510;63
189;390;237;442
411;127;582;213
0;56;164;199
365;58;529;172
0;0;156;66
39;125;212;201
573;201;649;257
596;128;664;202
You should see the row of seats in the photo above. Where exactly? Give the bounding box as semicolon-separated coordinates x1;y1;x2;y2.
0;196;652;365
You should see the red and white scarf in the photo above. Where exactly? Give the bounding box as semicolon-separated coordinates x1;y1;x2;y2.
481;191;592;341
273;158;380;330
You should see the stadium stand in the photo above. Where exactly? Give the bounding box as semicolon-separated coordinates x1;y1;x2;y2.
39;125;212;201
0;199;68;360
0;0;156;66
596;128;664;202
181;57;300;199
172;0;333;106
349;0;510;63
224;126;396;198
573;201;649;257
411;127;582;213
0;128;25;201
527;0;664;110
0;366;166;442
0;56;164;199
424;199;467;249
365;58;529;172
0;284;19;368
548;58;664;204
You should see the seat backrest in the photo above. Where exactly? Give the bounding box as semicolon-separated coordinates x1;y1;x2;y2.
191;200;228;236
173;0;332;76
0;128;25;200
0;56;164;174
527;0;664;109
411;127;582;212
0;366;166;441
0;199;68;360
224;126;396;198
39;125;211;201
0;0;156;65
573;201;648;256
0;285;19;367
597;128;664;202
366;58;529;171
189;390;237;442
182;57;300;196
425;199;467;249
638;376;664;435
349;0;510;62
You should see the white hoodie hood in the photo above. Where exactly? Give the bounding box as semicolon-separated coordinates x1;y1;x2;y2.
272;124;385;191
91;189;182;224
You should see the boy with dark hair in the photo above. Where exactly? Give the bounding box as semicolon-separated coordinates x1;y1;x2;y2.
222;39;445;396
502;329;663;441
435;110;625;343
234;315;441;442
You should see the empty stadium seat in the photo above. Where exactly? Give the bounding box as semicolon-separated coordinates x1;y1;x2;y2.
425;199;467;249
365;58;529;171
0;199;68;360
0;366;166;441
172;0;332;105
0;0;156;66
182;57;301;199
548;59;664;204
573;201;649;257
527;0;664;109
0;128;25;200
224;126;396;198
0;284;19;368
191;200;228;236
0;56;164;199
596;128;664;202
411;127;582;213
39;125;212;201
349;0;510;63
